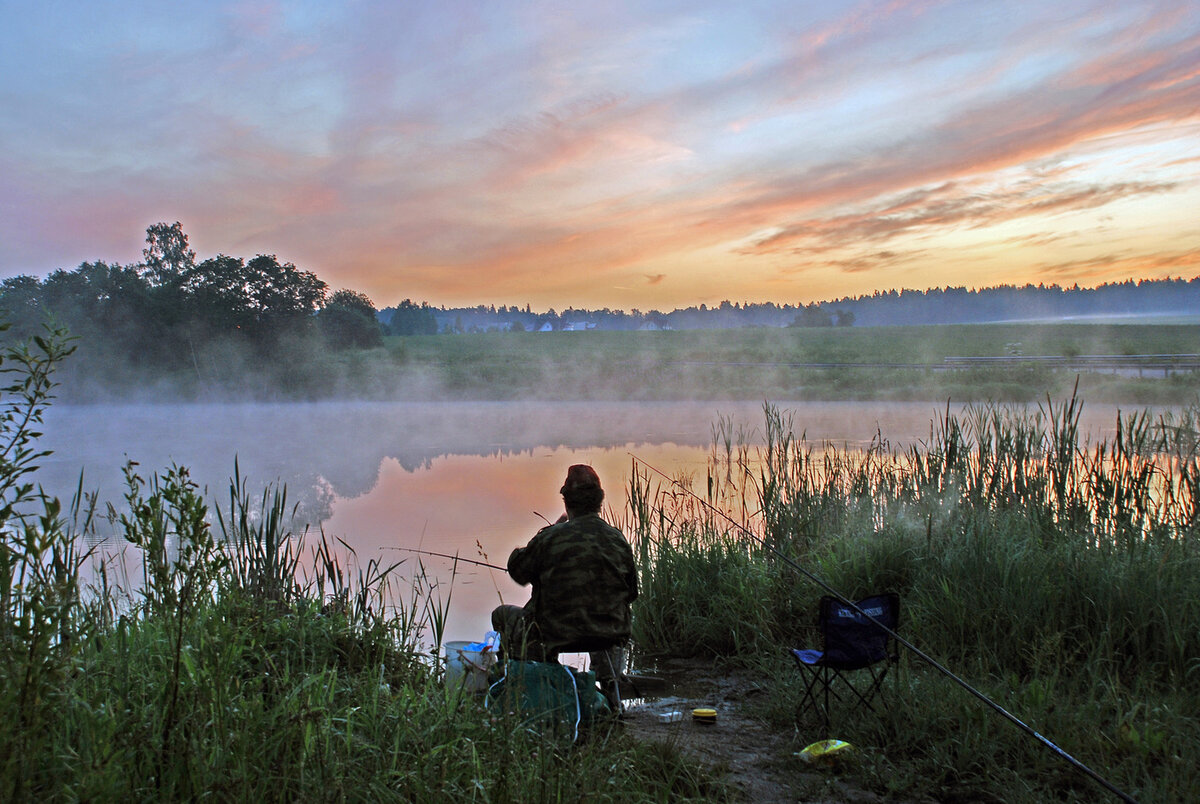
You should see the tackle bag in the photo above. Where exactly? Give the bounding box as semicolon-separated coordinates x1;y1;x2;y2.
485;660;612;739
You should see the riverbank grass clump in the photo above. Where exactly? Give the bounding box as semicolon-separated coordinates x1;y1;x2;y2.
627;397;1200;804
0;327;726;802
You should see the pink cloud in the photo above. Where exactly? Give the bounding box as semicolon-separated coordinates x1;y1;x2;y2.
4;1;1198;311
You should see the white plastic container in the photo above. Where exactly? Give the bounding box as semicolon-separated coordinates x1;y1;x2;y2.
444;640;496;692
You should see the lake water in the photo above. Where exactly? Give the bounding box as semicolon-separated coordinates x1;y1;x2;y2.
36;399;1127;644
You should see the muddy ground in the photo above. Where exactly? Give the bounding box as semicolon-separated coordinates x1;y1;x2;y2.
617;658;897;804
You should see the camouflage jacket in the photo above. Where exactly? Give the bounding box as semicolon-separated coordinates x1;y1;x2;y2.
507;512;639;652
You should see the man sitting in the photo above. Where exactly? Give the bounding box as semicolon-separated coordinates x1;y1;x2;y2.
491;464;638;711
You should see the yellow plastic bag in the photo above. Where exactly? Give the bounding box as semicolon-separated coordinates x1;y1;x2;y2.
796;739;854;767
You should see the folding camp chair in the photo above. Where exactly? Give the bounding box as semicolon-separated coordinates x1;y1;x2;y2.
791;592;900;736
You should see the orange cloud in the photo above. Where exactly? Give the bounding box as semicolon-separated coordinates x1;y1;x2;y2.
741;177;1180;257
1036;248;1200;285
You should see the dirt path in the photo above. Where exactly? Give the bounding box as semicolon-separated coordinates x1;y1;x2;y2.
619;658;890;804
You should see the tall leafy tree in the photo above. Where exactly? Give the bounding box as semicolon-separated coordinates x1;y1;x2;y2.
241;255;327;328
183;254;252;334
181;253;327;340
0;276;45;336
325;289;377;320
142;222;195;286
318;289;383;349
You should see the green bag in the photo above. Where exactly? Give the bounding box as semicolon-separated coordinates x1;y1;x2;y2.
485;660;612;739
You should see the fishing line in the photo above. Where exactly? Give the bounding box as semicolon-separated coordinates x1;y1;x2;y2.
632;455;1138;804
385;546;507;572
475;539;507;606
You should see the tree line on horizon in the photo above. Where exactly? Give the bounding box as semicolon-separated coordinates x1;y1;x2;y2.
383;276;1200;334
4;223;1195;351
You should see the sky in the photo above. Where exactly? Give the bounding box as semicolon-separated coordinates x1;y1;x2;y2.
1;1;1198;312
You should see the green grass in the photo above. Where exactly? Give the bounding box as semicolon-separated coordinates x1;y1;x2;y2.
0;327;730;803
379;323;1200;403
624;396;1200;803
48;320;1200;402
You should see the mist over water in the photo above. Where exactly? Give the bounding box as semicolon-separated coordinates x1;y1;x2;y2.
37;399;1129;641
38;400;965;525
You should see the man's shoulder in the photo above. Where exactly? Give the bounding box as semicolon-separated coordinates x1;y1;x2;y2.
562;513;625;537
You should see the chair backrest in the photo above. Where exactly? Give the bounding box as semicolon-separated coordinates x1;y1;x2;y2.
817;593;899;670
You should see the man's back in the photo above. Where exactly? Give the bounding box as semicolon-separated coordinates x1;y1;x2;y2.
507;512;638;653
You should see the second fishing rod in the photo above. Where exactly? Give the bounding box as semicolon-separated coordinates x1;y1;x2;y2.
632;455;1137;804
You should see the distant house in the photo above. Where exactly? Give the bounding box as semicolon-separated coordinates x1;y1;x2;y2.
537;322;555;332
562;321;596;331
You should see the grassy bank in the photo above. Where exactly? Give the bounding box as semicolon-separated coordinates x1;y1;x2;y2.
50;321;1200;403
0;331;725;802
625;397;1200;803
384;323;1200;404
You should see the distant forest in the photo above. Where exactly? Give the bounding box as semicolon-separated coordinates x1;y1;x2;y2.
1;222;1195;400
383;277;1200;334
3;222;1196;354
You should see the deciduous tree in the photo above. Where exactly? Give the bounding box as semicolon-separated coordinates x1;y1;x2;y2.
318;289;383;349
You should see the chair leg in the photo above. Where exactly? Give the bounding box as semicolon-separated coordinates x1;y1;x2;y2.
821;666;831;737
794;663;833;738
591;646;624;714
797;664;897;738
837;664;890;717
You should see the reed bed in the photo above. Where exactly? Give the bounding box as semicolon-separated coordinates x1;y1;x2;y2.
0;328;724;802
626;394;1200;803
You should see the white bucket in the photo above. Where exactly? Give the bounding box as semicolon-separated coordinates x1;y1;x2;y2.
444;640;496;692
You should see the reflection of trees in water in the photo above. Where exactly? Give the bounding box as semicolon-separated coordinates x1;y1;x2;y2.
36;402;764;530
232;402;760;525
273;474;337;532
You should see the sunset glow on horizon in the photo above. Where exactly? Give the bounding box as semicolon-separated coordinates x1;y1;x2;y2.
2;1;1197;312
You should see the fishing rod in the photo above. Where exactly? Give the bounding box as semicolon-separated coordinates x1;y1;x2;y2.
386;547;507;573
633;455;1138;804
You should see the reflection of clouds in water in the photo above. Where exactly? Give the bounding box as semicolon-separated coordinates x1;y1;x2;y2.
327;447;684;644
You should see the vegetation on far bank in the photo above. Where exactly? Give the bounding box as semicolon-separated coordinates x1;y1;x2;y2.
14;316;1200;404
394;276;1200;333
0;223;388;400
381;323;1200;405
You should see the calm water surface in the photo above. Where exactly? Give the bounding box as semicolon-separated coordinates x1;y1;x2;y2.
37;399;1125;643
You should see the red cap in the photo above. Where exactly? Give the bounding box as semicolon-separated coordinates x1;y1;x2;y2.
560;464;601;493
